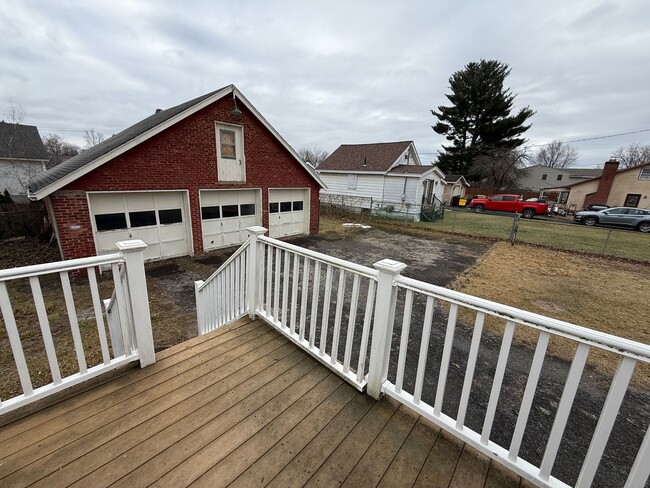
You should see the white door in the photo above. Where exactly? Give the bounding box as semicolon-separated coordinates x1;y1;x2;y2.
268;189;309;238
89;192;190;260
200;190;259;251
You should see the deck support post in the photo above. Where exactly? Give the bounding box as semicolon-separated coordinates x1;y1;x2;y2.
367;259;407;399
116;240;155;367
246;226;268;320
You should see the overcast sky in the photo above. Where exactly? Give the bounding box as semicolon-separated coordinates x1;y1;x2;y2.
2;0;649;167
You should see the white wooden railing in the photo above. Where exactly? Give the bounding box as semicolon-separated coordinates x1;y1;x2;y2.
0;240;154;415
194;239;251;334
195;227;650;488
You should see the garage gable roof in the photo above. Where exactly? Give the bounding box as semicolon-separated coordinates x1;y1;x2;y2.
29;85;324;199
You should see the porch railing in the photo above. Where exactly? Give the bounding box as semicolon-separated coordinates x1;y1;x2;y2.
195;227;650;488
0;239;154;415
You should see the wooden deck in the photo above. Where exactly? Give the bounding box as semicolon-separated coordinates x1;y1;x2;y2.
0;318;528;487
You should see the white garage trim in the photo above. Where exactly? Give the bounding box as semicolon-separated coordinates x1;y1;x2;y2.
87;190;193;261
199;188;262;251
268;188;311;238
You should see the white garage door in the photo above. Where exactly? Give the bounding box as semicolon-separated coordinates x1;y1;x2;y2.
201;190;260;251
269;189;310;238
89;192;190;261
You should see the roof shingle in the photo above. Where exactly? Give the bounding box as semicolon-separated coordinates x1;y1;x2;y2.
318;141;412;172
0;122;48;161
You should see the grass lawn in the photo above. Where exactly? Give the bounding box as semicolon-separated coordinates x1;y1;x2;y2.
419;210;650;262
450;241;650;389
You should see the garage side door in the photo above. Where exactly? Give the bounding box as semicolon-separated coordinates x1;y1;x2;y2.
268;189;310;238
201;190;259;251
89;192;189;261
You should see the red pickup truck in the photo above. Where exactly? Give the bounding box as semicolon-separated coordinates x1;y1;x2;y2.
468;194;548;219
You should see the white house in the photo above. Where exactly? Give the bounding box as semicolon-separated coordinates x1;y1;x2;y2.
0;122;48;202
317;141;445;221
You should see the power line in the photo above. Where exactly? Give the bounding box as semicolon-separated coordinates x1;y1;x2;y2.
419;127;650;155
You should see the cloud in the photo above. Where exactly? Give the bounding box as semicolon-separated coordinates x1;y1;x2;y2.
1;0;648;166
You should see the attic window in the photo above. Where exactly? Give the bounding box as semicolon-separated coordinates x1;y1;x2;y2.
640;168;650;180
219;129;237;159
541;174;548;180
557;174;563;181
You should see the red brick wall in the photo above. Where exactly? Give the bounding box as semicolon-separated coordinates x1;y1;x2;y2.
50;95;321;260
583;160;619;207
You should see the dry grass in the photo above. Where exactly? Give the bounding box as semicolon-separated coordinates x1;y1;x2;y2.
451;241;650;389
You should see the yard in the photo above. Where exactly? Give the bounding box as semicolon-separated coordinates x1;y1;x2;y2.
1;221;648;486
418;208;650;261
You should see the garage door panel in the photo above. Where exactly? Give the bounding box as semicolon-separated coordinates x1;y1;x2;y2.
89;192;189;260
269;189;309;238
200;190;260;251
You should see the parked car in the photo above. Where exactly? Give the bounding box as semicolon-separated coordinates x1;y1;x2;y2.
582;203;610;211
469;194;549;218
574;207;650;233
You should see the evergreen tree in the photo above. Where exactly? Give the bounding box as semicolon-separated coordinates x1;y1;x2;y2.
432;60;534;176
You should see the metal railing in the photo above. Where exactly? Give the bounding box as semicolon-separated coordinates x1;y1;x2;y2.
0;240;155;416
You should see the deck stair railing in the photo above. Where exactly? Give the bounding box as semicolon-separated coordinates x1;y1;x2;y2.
196;227;650;488
0;239;154;415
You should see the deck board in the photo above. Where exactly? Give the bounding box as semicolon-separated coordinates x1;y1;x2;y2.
0;319;521;488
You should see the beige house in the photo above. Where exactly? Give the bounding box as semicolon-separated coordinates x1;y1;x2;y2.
442;174;470;204
548;159;650;210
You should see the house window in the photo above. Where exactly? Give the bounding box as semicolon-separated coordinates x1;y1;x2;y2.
95;213;127;232
159;209;183;225
624;194;641;208
219;129;237;159
541;174;547;180
559;192;569;204
129;210;157;228
557;174;563;181
347;174;358;190
201;206;221;220
640;168;650;180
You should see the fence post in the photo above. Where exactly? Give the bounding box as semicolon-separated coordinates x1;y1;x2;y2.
367;258;407;399
194;280;205;334
247;226;268;319
602;229;612;255
116;240;155;367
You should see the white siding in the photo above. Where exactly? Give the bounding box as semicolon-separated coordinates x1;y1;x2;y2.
319;173;385;199
0;159;46;196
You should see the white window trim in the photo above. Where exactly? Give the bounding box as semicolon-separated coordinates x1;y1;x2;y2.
639;168;650;180
347;174;358;190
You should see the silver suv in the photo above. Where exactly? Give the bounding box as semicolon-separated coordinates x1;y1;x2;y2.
574;207;650;233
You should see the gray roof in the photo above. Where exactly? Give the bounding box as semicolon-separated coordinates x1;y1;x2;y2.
29;87;226;193
0;122;48;160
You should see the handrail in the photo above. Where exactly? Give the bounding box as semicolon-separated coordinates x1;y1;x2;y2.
258;235;378;280
395;275;650;362
197;240;250;292
0;252;125;281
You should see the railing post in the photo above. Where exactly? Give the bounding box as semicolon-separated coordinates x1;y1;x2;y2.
116;240;155;367
194;280;205;334
246;226;268;320
367;258;407;399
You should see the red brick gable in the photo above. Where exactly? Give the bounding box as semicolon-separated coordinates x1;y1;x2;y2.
49;95;319;259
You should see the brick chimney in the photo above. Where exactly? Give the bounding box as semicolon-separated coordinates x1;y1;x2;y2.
584;158;619;206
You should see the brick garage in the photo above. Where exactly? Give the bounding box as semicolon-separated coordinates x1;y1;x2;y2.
30;85;324;260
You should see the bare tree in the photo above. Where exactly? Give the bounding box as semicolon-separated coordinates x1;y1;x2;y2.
611;143;650;168
84;128;105;148
42;133;80;167
0;104;47;197
298;145;328;168
469;147;527;191
532;140;578;168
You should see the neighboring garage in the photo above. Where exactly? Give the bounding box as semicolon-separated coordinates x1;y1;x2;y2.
200;189;261;251
269;188;310;238
28;85;325;261
89;191;191;261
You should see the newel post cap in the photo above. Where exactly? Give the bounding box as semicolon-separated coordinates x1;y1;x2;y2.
373;258;407;274
116;239;148;252
247;226;268;236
